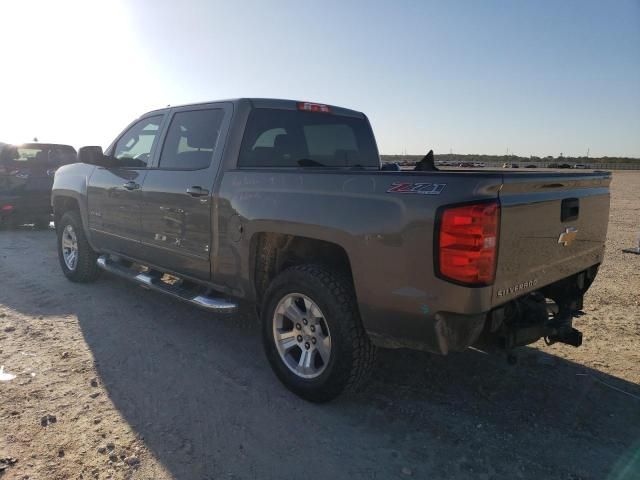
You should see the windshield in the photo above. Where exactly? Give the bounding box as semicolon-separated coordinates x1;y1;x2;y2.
239;108;380;168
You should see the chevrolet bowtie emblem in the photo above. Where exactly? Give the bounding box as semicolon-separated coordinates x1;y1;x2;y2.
558;227;578;246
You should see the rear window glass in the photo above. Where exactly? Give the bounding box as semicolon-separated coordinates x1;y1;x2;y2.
238;109;379;168
0;144;77;167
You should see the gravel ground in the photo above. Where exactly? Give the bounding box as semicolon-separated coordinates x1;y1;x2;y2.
0;171;639;480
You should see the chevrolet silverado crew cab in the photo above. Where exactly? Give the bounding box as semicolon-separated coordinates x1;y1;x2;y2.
52;99;611;402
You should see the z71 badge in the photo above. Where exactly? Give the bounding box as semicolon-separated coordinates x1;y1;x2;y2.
387;182;446;195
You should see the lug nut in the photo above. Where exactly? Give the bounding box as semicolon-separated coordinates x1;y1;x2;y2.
304;342;310;350
310;325;315;332
296;323;302;330
303;319;308;325
311;337;317;344
297;335;303;342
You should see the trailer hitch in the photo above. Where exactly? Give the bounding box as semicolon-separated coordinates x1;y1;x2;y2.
544;304;584;347
546;327;582;347
491;293;585;364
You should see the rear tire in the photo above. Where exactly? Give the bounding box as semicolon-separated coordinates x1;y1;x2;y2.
57;211;100;283
262;264;376;402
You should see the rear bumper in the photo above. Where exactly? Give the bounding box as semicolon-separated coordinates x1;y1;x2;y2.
366;265;599;354
367;311;487;354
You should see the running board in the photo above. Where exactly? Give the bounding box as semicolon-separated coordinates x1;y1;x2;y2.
96;255;238;314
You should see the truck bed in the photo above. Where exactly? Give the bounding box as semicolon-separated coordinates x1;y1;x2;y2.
218;168;610;353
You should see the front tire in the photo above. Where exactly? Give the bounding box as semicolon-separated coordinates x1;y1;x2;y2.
57;211;100;283
262;265;376;402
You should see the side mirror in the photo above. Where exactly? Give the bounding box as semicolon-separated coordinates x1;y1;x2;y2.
78;146;107;166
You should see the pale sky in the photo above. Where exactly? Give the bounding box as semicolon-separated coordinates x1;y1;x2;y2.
1;0;639;157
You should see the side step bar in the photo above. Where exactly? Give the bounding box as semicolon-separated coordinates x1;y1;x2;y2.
97;255;238;314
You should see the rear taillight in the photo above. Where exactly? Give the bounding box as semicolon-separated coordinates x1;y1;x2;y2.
436;201;500;286
1;205;14;212
297;102;331;113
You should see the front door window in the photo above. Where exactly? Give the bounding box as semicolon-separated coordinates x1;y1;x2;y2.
113;116;163;168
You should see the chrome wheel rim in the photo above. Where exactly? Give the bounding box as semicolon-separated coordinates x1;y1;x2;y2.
61;224;79;271
272;293;332;379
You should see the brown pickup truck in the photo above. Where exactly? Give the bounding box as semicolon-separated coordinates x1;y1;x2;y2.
52;98;611;401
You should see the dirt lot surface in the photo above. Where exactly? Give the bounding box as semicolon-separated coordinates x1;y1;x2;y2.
1;172;639;480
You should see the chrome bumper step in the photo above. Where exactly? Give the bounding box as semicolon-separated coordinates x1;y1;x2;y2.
96;255;238;314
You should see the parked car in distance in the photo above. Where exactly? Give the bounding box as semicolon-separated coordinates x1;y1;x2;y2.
525;164;538;168
52;98;611;402
573;163;590;169
559;163;572;169
1;143;77;229
380;162;400;171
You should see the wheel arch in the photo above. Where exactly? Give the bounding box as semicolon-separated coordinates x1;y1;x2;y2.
250;232;355;304
53;195;80;225
52;192;95;249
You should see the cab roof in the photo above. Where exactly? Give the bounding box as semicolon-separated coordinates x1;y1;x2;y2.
146;98;366;119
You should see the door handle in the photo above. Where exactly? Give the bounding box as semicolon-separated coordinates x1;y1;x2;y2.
186;186;209;197
123;181;140;190
561;198;579;222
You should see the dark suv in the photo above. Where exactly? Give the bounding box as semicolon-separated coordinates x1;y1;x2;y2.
0;143;77;228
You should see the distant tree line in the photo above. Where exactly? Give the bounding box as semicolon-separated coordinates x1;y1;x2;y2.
381;153;640;166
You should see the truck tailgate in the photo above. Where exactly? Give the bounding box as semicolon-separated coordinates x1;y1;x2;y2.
492;171;611;306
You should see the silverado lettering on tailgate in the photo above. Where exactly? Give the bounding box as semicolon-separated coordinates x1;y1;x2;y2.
496;279;538;297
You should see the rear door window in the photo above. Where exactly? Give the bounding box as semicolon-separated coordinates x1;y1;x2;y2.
158;109;225;170
238;109;379;168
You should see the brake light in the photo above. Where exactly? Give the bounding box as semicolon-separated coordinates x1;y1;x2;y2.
1;205;14;212
297;102;331;113
437;201;500;285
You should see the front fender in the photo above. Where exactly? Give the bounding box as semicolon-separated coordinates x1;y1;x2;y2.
52;163;96;245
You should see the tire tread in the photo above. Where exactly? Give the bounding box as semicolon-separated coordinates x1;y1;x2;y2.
57;211;100;283
262;264;376;402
